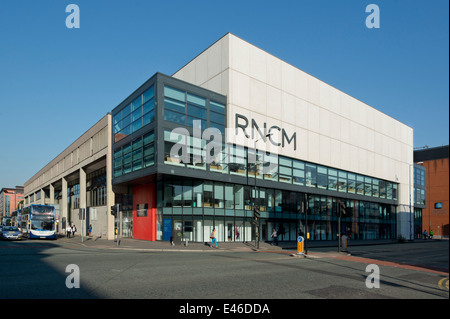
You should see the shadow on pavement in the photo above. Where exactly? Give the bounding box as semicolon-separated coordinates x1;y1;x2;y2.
0;239;100;299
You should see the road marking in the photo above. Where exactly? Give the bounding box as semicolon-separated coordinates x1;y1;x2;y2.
438;277;449;290
332;255;449;275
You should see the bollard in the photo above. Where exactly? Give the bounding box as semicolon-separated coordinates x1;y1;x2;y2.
296;236;304;255
341;234;348;251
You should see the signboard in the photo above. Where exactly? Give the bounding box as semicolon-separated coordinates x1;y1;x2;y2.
297;236;304;254
163;218;172;241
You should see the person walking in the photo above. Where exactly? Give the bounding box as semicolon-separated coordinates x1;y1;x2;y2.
72;224;77;237
430;229;434;239
423;229;428;239
210;228;218;248
66;224;72;238
271;228;278;246
88;224;92;236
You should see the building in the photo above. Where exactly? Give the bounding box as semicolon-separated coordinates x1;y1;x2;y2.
0;186;24;224
25;33;416;243
414;145;449;239
23;115;115;239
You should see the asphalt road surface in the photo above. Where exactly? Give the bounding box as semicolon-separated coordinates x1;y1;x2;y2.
0;239;448;302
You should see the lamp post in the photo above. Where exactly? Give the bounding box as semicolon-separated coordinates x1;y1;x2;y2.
253;133;272;249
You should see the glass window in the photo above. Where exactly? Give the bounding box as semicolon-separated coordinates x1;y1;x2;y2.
172;181;183;207
143;110;154;126
193;181;202;208
328;169;337;191
214;183;224;208
338;171;347;193
203;182;213;208
122;114;131;128
386;182;393;199
280;157;292;167
372;179;379;197
306;164;317;188
210;111;224;124
356;175;364;195
347;173;356;194
225;184;234;209
143;153;154;168
143;99;154;115
234;185;244;210
113;113;121;133
379;180;386;198
122;104;131;118
143;132;154;145
279;165;292;184
143;86;154;104
183;180;193;207
187;93;206;107
132;107;142;122
132;118;142;133
164;86;185;102
210;101;225;114
229;146;246;176
187;117;206;130
275;190;282;212
317;166;327;189
293;168;305;185
164;98;185;113
293;160;304;169
164;110;186;125
364;177;372;196
132;95;142;111
187;104;206;119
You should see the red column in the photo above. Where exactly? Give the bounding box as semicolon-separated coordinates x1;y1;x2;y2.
132;183;156;241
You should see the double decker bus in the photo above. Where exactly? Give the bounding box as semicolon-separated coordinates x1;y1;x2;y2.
21;205;57;239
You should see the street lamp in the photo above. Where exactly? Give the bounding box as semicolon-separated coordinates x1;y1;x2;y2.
252;133;272;249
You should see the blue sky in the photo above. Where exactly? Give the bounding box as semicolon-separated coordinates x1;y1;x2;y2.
0;0;448;188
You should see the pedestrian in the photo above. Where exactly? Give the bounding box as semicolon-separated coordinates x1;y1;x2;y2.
423;230;428;239
66;224;72;238
430;229;434;239
210;228;218;248
88;224;92;236
271;228;278;246
72;224;77;237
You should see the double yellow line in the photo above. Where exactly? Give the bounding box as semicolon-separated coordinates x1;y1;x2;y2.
438;277;449;290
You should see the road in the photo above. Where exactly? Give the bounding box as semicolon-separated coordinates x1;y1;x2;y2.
0;239;448;303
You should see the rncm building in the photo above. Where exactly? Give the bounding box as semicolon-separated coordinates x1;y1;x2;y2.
24;33;416;243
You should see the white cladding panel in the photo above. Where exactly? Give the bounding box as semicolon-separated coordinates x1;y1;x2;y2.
173;33;414;212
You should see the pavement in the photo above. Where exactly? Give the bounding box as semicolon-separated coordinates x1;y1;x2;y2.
55;234;445;260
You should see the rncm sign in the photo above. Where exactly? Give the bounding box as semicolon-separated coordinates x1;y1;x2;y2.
235;114;297;150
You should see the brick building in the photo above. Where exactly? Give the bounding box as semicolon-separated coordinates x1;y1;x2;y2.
0;186;24;224
414;145;449;239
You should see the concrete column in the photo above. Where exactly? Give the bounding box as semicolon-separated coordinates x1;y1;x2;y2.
106;113;115;240
40;189;45;205
49;184;55;205
79;167;87;235
62;177;68;231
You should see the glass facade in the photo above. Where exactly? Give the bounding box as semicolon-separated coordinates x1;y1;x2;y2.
114;131;155;178
163;85;225;134
414;164;426;205
163;130;399;201
113;85;155;143
111;73;401;243
156;176;397;242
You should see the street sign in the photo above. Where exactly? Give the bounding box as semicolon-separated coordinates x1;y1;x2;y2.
297;236;304;255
